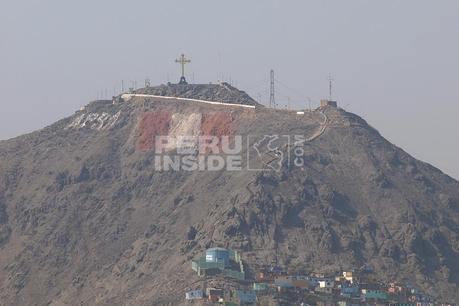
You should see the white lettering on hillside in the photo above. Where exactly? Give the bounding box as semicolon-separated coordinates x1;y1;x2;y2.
66;111;121;131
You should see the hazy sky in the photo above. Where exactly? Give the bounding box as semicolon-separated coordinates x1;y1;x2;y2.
1;0;458;179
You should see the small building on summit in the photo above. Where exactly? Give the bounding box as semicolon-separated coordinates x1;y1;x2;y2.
320;99;338;108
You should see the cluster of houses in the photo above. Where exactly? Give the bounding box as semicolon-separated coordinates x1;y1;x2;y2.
185;247;455;306
186;288;256;305
254;267;451;305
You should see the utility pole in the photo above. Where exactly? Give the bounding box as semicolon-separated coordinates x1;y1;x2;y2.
270;69;275;108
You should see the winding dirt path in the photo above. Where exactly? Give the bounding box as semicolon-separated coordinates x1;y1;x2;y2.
245;109;329;198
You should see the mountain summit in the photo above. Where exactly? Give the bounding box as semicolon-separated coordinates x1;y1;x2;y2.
0;84;458;304
133;82;261;107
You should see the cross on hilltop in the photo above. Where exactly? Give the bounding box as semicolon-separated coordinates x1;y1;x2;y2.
175;53;191;85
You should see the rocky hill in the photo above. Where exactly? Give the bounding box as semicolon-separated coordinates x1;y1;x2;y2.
0;85;458;305
134;82;260;106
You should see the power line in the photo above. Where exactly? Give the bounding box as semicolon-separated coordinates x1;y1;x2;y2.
274;77;312;102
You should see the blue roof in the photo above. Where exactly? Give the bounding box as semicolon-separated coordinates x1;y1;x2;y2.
235;290;257;302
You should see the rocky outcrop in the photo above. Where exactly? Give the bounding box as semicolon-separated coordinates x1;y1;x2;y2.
135;82;260;106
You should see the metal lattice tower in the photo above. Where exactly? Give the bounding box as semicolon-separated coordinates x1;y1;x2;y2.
328;73;334;101
270;69;275;108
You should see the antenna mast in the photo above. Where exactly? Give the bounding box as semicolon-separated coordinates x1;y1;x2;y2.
328;74;334;101
270;69;275;108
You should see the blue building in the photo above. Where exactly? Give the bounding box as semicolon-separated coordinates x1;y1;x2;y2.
234;290;257;305
341;285;359;296
185;290;203;300
206;247;230;266
192;247;245;280
363;290;388;300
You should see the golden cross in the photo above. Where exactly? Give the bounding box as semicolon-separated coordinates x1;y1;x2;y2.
175;53;191;78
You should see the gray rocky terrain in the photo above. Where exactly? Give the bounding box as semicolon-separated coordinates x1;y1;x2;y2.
134;82;259;106
0;84;458;305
